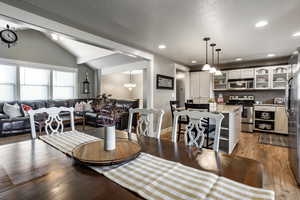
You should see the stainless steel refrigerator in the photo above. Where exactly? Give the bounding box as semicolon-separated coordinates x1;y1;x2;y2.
288;47;300;185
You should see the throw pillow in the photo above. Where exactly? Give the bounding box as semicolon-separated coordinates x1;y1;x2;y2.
74;102;84;112
3;103;22;118
83;100;93;112
21;104;33;116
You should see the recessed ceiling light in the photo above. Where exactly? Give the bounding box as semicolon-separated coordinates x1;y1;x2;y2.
255;20;268;28
267;53;275;57
293;51;298;55
158;44;166;49
235;58;243;61
191;60;197;64
51;33;59;40
293;32;300;37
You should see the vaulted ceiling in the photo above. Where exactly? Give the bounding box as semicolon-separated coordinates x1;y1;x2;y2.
2;0;300;67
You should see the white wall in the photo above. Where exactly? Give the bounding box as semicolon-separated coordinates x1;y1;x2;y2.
153;55;176;129
101;72;143;100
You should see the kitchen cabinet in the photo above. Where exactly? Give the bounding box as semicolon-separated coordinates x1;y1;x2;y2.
271;65;288;89
254;105;288;134
275;106;288;134
241;68;254;79
228;70;241;80
190;72;200;98
213;71;227;90
255;67;271;89
190;71;211;100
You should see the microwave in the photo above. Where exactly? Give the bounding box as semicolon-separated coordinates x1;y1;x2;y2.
228;79;254;89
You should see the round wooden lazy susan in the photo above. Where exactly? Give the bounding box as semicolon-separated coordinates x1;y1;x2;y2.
72;140;141;165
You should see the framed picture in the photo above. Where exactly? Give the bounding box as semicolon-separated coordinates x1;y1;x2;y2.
156;74;174;90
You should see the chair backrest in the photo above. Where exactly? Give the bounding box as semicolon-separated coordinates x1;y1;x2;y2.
171;110;224;152
128;108;164;139
185;103;209;112
170;101;179;120
28;107;75;139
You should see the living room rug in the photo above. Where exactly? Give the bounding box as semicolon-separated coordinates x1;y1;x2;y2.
258;133;289;147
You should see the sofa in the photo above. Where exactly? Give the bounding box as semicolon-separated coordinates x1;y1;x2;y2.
0;98;139;137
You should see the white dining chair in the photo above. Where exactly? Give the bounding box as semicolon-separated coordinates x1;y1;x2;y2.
171;110;224;152
28;107;75;139
128;108;164;139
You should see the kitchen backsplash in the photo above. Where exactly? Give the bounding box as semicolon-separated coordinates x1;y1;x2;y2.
214;90;285;104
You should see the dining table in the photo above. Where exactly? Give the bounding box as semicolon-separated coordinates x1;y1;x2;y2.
0;128;263;200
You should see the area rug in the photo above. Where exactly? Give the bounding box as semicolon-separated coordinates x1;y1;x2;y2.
258;133;289;147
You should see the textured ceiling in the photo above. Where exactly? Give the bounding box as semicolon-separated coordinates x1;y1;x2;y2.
2;0;300;66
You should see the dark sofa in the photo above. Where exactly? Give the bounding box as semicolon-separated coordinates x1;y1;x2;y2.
0;98;139;137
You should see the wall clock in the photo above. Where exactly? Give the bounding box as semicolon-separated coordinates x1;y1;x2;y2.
0;25;18;48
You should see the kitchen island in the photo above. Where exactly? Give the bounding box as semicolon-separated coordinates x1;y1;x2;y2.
215;104;242;154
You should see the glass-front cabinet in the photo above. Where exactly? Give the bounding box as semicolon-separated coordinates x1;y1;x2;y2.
272;66;288;89
213;71;227;90
255;67;270;89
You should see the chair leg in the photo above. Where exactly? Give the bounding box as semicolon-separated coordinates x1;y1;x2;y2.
177;123;181;142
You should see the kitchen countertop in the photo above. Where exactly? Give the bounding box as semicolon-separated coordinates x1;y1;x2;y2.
254;104;285;107
216;104;242;113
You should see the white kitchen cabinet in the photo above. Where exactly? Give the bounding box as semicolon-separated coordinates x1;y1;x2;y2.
190;71;211;99
213;71;227;90
271;65;288;89
228;70;241;80
190;72;200;98
241;68;254;79
275;106;288;134
255;67;271;89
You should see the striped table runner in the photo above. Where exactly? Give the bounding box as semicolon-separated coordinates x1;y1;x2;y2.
39;130;100;156
93;153;274;200
39;133;274;200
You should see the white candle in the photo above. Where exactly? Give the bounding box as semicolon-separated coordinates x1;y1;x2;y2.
105;126;116;151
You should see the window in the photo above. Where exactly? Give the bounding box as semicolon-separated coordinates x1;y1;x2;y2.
53;71;76;99
0;64;16;101
20;67;50;100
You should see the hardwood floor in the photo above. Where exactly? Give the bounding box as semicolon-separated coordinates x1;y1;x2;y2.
232;132;300;200
1;129;300;199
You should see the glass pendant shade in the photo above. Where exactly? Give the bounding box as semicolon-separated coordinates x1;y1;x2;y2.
209;67;217;73
123;83;136;88
202;64;211;71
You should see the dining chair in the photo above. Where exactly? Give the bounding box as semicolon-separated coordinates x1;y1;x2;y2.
185;103;216;149
128;108;164;139
170;101;188;141
171;110;224;152
28;107;75;139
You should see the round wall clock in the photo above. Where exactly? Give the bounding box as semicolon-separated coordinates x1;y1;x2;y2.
0;25;18;48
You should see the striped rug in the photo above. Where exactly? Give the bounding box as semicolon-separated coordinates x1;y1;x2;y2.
258;133;289;147
39;132;274;200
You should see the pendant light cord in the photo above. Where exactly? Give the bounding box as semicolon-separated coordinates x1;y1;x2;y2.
206;40;208;64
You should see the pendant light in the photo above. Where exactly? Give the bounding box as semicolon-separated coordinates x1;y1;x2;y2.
123;71;136;91
215;48;222;76
209;43;216;73
202;37;211;71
